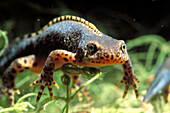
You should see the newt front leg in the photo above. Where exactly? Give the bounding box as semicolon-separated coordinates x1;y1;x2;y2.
30;50;76;102
117;59;140;98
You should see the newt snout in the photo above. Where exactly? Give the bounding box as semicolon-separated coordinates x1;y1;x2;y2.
83;40;128;67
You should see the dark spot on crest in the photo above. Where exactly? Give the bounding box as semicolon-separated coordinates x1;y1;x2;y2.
100;56;104;59
55;58;59;61
91;61;95;63
73;60;76;63
57;54;60;56
24;59;27;64
110;55;114;60
106;54;109;58
63;58;68;62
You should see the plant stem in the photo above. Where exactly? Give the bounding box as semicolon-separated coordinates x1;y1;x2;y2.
66;81;69;113
0;30;8;57
62;75;71;113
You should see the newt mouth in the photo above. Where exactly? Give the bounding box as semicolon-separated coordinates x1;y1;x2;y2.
86;50;128;67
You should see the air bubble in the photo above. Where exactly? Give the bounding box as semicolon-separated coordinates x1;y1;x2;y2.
133;19;136;22
37;18;40;22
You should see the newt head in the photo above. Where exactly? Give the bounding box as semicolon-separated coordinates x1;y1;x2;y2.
76;35;129;67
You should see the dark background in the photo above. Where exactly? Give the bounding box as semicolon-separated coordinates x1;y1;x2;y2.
0;0;170;41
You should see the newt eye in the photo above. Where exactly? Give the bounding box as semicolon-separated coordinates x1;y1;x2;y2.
121;43;127;53
87;43;98;55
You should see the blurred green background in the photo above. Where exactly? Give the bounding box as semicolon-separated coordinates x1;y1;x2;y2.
0;0;170;113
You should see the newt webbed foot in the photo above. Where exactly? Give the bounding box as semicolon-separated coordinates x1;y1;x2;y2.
30;74;59;102
117;74;140;98
0;86;20;105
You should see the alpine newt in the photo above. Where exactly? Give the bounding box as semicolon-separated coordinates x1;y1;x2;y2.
0;15;140;105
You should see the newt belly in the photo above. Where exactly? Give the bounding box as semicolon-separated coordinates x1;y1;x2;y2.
0;15;140;105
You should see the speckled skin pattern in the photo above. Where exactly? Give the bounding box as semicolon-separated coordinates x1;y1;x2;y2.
0;16;140;105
